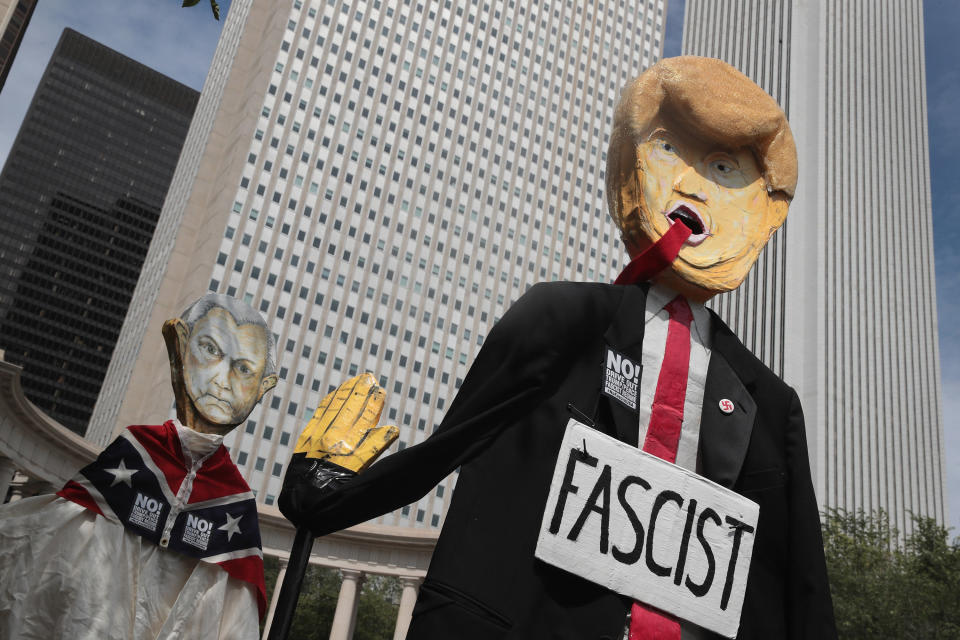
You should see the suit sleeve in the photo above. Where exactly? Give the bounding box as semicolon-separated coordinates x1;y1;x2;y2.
280;282;582;537
785;389;838;639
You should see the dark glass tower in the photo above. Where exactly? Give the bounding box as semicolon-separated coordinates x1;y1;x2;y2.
0;29;198;434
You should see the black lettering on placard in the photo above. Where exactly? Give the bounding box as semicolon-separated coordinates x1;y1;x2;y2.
645;490;683;578
549;447;598;535
568;464;612;554
611;475;651;565
673;498;698;586
720;516;755;611
685;507;721;597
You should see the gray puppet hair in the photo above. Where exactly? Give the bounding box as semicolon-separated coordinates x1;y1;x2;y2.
180;294;277;377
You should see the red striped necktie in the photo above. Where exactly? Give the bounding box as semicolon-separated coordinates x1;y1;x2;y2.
629;295;693;640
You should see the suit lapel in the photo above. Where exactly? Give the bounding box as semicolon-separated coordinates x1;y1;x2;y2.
594;286;758;488
698;311;757;489
597;284;648;447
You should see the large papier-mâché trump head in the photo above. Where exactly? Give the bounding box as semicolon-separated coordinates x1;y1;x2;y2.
606;56;797;301
163;294;278;435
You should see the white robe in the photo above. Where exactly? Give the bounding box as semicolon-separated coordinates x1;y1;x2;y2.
0;429;260;640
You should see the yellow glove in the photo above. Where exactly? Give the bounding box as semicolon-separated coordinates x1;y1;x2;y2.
293;373;399;472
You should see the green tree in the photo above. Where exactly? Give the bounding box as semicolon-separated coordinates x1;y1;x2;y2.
260;558;402;639
287;565;340;639
823;509;960;639
354;575;401;640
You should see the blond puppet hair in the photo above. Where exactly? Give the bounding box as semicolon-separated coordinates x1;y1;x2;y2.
606;56;797;248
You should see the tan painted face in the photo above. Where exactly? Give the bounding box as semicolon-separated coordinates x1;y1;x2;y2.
182;307;270;425
626;117;788;299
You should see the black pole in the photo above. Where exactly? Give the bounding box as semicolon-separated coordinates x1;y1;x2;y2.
266;525;315;640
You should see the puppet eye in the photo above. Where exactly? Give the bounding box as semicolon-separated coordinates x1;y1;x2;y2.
199;338;222;358
710;157;740;176
659;140;676;154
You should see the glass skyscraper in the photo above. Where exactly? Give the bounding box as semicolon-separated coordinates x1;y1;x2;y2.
682;0;945;533
0;29;198;433
92;0;667;530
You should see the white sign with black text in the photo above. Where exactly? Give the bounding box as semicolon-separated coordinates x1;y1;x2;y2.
535;419;759;638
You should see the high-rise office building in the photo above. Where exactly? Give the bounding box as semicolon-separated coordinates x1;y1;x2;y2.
0;0;36;91
91;0;668;530
0;29;198;434
682;0;945;532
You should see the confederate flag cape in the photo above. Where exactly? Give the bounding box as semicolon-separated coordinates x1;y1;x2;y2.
57;422;267;617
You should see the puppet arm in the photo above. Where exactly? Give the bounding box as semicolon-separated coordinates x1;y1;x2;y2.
279;281;611;536
281;373;399;501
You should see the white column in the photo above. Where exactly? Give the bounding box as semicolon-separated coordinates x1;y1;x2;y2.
392;576;421;640
0;458;17;504
260;558;288;640
329;569;364;640
0;458;17;503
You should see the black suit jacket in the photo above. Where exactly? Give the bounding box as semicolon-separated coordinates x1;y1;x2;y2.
281;282;837;639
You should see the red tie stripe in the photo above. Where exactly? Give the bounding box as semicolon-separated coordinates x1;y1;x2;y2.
630;295;693;640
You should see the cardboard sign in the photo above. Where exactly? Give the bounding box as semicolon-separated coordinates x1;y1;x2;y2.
536;420;759;638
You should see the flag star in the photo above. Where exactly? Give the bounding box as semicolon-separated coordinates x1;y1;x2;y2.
219;513;243;541
105;459;137;487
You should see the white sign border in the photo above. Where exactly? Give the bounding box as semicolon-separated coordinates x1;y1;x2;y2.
535;419;760;638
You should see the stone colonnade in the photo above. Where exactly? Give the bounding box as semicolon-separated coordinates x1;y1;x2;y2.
259;557;425;640
0;358;439;640
0;456;16;500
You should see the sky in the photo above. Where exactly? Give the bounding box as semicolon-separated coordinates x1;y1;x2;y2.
923;0;960;536
0;0;958;532
0;1;227;165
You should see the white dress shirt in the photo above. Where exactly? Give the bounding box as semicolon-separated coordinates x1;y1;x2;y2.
624;283;712;640
636;284;713;470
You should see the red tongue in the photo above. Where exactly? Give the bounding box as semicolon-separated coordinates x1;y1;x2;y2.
613;222;692;285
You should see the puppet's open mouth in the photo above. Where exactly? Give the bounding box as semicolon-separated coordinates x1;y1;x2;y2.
668;205;704;235
665;204;709;246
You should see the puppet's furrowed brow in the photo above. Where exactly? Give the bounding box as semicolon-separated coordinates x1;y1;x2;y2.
644;127;673;142
196;333;224;353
